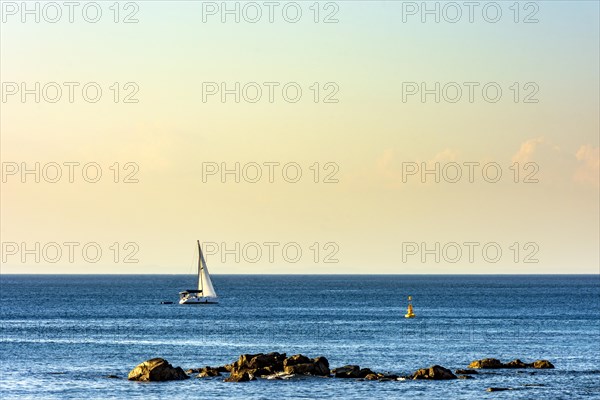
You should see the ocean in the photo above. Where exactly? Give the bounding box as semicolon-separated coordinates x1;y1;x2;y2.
1;275;599;399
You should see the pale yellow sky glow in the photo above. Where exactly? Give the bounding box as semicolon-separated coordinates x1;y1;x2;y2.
1;1;598;274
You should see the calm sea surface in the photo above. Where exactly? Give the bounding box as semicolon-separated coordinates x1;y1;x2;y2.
1;275;599;399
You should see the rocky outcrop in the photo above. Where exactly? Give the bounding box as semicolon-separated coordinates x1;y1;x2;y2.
411;365;457;380
468;358;555;370
197;367;222;377
125;353;555;384
532;360;554;369
224;352;330;381
224;370;256;382
505;359;531;368
332;365;361;378
468;358;504;369
282;354;329;376
128;358;189;382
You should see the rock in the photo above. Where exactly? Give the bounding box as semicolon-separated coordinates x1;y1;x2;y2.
106;375;120;379
283;363;315;375
232;352;286;372
364;373;379;380
197;367;221;377
412;365;457;380
128;358;189;382
487;387;511;392
358;368;376;378
226;352;286;379
455;369;478;375
332;365;361;378
533;360;554;369
468;358;554;370
225;352;330;381
224;370;255;382
283;354;312;367
468;358;504;369
282;355;329;376
186;368;200;374
505;359;532;368
312;356;330;376
216;366;229;373
457;375;474;379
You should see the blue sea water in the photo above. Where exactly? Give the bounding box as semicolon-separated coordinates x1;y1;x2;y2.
0;275;599;399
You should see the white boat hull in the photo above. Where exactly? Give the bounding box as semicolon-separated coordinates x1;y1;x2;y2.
179;296;218;305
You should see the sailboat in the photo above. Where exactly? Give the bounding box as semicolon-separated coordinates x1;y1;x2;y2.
179;241;219;304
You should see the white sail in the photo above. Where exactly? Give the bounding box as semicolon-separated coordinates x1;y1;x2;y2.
198;244;217;298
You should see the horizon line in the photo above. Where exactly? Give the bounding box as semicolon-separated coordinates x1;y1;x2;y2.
1;273;598;276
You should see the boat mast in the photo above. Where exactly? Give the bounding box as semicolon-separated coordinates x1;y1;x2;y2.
197;240;203;293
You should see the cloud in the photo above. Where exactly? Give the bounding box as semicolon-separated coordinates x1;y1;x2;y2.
511;137;545;163
574;145;599;186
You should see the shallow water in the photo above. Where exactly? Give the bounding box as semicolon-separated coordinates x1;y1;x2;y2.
1;275;599;399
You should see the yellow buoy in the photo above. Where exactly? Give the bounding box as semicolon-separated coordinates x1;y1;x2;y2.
405;295;416;318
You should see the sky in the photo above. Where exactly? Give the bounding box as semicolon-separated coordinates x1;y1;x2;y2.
1;1;598;274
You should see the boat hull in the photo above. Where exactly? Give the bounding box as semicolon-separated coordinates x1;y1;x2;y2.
179;296;218;305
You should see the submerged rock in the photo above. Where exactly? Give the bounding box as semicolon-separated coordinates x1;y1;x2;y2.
411;365;457;380
487;387;512;392
457;375;474;379
455;369;478;375
127;358;189;382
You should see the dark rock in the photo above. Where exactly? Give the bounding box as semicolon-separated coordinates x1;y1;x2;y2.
457;375;474;379
128;358;189;382
332;365;361;378
224;370;255;382
216;366;229;373
197;367;222;377
468;358;504;369
533;360;554;369
226;352;286;379
455;369;478;375
284;363;315;375
505;359;532;368
283;354;312;367
312;356;330;376
487;387;511;392
412;365;457;380
364;373;379;380
106;375;120;379
281;355;329;376
225;352;330;381
358;368;376;378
